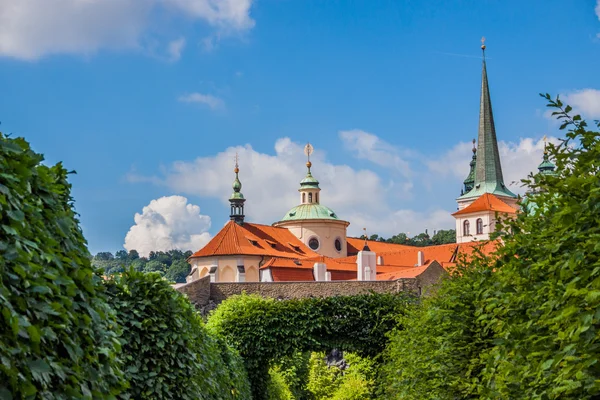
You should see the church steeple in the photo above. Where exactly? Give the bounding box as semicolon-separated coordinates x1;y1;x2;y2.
299;143;321;205
229;153;246;224
459;38;516;200
462;139;477;195
537;136;557;176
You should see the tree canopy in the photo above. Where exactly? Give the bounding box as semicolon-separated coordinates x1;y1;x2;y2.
379;95;600;399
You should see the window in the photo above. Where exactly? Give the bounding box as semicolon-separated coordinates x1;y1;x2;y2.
308;237;320;250
315;193;319;203
334;238;342;252
302;193;306;203
308;193;313;203
476;218;483;234
463;220;470;236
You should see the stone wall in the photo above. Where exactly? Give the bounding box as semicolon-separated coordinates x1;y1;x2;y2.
176;277;421;307
176;275;210;307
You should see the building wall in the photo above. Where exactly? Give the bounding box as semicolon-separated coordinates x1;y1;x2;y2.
187;255;263;283
277;220;349;258
455;211;515;243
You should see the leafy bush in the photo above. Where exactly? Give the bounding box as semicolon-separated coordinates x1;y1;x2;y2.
105;270;251;399
306;352;374;400
266;366;295;400
0;134;125;398
380;97;600;399
206;292;412;399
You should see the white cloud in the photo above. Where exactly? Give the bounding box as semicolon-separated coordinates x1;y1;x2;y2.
167;37;186;61
0;0;254;60
339;129;411;176
128;133;555;240
427;136;559;195
178;92;225;110
596;0;600;20
562;89;600;119
124;195;212;257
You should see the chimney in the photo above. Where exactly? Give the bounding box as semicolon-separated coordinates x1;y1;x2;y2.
326;271;331;281
357;247;376;281
313;262;327;282
417;251;424;267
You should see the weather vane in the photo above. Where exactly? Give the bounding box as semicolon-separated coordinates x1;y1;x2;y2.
304;142;314;169
363;227;368;242
481;36;486;50
234;152;239;173
543;135;548;154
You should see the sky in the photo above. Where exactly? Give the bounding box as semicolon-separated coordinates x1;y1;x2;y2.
1;0;599;256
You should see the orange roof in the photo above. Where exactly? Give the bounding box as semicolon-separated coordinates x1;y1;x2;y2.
346;237;415;255
190;221;320;259
261;256;358;272
452;193;517;216
376;264;432;280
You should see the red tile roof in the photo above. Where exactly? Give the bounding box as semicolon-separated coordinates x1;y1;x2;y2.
452;193;517;216
190;221;320;259
376;264;432;280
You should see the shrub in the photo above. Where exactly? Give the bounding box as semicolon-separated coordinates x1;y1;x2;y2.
105;270;251;399
206;292;411;399
0;134;125;398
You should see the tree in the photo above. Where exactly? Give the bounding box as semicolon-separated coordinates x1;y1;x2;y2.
431;229;456;245
144;260;167;275
115;250;128;260
127;249;139;261
380;96;600;399
0;133;125;397
95;251;114;261
164;259;191;283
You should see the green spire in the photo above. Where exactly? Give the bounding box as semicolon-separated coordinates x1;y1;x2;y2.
229;154;246;224
459;39;516;200
300;161;320;189
462;139;477;194
538;138;557;176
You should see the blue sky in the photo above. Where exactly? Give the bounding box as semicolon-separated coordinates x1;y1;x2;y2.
1;0;599;255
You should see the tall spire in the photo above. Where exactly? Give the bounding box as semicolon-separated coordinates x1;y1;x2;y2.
459;38;516;199
462;139;477;194
229;153;246;224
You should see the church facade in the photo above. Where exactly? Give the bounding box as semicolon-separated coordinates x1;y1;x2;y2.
186;44;554;284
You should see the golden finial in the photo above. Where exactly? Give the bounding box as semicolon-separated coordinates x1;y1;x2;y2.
234;152;239;173
472;138;476;153
481;36;486;50
363;227;368;243
543;135;548;154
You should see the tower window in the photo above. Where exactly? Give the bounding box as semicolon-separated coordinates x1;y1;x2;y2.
476;218;483;234
308;237;320;250
302;193;306;203
308;193;313;203
334;238;342;252
463;220;470;236
315;193;319;203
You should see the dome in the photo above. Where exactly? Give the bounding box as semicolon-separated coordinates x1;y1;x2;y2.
279;203;340;222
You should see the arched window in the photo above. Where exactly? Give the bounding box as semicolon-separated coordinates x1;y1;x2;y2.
308;193;313;203
302;193;306;203
315;193;319;203
463;220;470;236
476;218;483;234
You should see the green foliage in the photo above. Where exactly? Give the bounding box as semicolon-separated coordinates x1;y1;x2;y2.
93;249;192;278
164;259;191;283
362;229;456;246
206;292;413;399
266;366;295;400
0;133;125;398
380;96;600;399
105;269;251;400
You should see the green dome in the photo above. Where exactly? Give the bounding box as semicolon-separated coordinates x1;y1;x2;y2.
230;173;244;200
280;204;339;221
300;171;320;188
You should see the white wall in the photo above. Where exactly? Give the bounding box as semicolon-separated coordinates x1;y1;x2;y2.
276;220;349;258
187;255;263;283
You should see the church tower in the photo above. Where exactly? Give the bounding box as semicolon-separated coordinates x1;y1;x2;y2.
453;39;518;243
456;38;517;210
229;154;246;225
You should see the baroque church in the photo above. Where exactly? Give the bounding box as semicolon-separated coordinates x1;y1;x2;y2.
185;44;555;284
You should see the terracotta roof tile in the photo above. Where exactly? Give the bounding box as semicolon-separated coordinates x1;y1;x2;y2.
452;193;517;216
191;221;320;259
